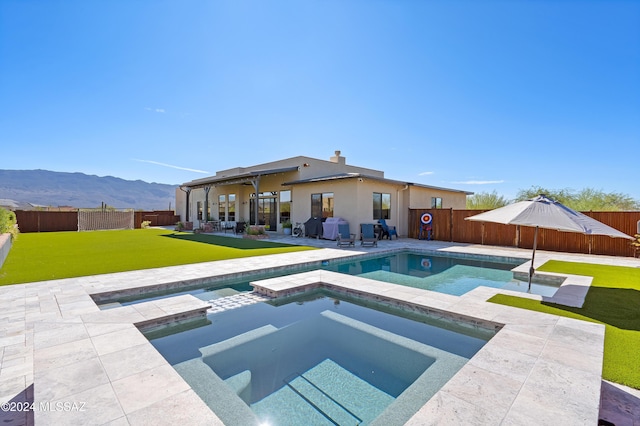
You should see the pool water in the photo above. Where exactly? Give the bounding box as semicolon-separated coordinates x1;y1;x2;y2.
149;293;493;425
324;252;558;297
99;251;557;309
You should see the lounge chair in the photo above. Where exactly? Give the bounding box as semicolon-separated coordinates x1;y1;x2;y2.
360;223;378;247
378;219;398;240
337;224;355;247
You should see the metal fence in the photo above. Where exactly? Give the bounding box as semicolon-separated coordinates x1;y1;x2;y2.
15;210;180;233
409;209;640;257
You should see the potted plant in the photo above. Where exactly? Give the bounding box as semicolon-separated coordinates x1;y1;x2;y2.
282;220;292;235
631;234;640;258
175;221;184;232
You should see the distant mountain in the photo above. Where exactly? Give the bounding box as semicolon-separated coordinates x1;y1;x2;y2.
0;170;178;210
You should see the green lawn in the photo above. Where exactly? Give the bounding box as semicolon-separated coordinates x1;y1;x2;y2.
0;229;316;285
489;260;640;390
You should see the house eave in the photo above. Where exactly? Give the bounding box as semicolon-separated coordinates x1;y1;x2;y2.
283;173;473;195
182;166;300;189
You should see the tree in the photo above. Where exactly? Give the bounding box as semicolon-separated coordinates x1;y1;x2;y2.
515;186;575;205
466;191;510;210
571;188;639;211
515;186;639;211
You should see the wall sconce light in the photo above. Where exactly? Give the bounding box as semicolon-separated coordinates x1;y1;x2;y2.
303;163;310;167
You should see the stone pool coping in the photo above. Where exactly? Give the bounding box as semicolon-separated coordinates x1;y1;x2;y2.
1;238;639;424
252;269;604;424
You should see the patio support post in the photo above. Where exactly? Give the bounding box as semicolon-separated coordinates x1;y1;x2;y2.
251;176;261;226
179;186;191;222
203;186;211;222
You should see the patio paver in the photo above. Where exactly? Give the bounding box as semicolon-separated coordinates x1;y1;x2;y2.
0;235;638;425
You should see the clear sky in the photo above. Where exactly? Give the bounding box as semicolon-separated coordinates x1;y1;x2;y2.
1;0;639;202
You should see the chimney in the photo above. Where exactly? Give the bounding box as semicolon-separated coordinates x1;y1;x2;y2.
330;150;345;165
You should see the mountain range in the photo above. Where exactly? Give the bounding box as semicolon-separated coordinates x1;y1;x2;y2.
0;170;178;211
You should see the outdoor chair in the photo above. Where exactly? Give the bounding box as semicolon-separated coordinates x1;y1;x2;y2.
360;223;378;247
377;219;397;240
336;224;355;247
221;221;236;233
235;221;246;234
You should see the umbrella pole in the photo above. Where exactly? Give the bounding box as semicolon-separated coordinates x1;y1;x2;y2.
528;226;539;292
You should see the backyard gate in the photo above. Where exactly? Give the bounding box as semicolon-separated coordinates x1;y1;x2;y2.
77;209;134;231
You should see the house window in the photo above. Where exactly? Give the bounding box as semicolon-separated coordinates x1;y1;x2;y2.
280;190;291;223
228;194;236;221
218;195;226;220
197;201;203;220
311;192;333;218
373;193;391;220
431;197;443;209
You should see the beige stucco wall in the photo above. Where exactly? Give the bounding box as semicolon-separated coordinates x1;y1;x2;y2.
177;152;468;236
289;179;360;231
408;186;467;210
289;178;411;238
181;175;469;237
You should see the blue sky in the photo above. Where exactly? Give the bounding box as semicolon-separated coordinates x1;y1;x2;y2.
1;0;639;202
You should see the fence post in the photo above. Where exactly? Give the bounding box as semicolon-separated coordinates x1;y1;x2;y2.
449;208;453;241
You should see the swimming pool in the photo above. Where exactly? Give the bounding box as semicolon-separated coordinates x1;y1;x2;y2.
149;292;493;425
324;251;559;297
97;250;557;309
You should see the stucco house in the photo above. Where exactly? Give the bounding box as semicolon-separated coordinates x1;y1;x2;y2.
176;151;472;238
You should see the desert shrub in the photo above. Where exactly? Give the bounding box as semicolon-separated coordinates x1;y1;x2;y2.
246;225;266;235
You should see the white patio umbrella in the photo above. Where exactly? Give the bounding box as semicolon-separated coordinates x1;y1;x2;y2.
465;195;634;291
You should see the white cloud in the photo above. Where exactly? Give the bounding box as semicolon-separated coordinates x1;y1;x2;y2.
134;159;210;174
144;107;166;113
418;171;434;176
452;180;505;185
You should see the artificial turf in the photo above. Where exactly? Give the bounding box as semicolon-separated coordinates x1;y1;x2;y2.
0;229;316;285
489;260;640;390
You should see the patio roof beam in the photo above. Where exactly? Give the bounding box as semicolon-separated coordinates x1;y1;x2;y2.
251;176;261;227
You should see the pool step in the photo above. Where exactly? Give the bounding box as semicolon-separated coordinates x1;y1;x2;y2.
284;372;363;426
207;292;272;314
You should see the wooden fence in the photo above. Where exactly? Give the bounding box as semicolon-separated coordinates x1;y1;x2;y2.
409;209;640;258
15;210;180;233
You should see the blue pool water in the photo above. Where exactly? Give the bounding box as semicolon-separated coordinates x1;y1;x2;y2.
99;250;557;309
324;252;558;297
149;293;493;426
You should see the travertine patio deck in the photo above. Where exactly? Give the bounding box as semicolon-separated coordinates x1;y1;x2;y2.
1;235;639;425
